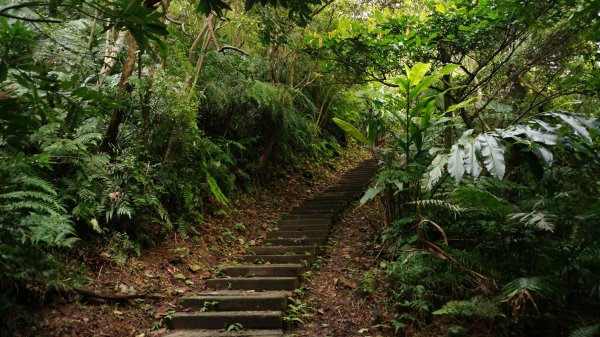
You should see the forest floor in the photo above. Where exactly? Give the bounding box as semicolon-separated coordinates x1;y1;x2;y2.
17;147;393;337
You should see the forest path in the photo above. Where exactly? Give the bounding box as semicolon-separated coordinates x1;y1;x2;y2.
163;158;378;337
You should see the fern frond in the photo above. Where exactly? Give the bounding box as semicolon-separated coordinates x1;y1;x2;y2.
407;199;462;214
72;131;102;146
1;200;61;216
433;297;504;319
19;176;57;195
206;172;229;206
570;324;600;337
451;186;517;216
501;276;559;314
21;214;79;247
116;202;133;219
508;211;555;232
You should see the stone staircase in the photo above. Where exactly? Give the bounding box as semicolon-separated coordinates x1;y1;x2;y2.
164;158;378;337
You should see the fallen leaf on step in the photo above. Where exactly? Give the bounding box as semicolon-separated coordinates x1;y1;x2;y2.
188;264;202;272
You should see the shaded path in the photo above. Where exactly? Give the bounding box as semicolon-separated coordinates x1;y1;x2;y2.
164;159;377;337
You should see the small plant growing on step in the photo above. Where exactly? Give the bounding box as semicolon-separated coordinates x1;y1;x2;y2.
200;301;219;312
227;322;243;331
292;237;307;244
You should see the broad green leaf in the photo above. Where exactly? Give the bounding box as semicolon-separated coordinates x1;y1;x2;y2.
412;95;438;117
360;185;384;204
409;75;436;100
367;119;379;144
438;64;459;76
408;62;431;87
463;134;481;178
551;112;592;143
446;98;473;113
435;3;446;13
477;133;505;180
332;118;372;146
422;153;448;190
448;144;465;183
532;145;553;166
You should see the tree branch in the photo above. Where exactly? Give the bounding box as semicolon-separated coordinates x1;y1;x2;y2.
218;45;249;56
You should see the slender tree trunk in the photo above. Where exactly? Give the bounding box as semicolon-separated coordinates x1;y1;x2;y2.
100;33;137;154
141;61;157;140
443;72;454;149
440;48;455;149
259;127;279;168
100;30;128;75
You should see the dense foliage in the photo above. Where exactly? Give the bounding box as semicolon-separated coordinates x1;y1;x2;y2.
0;0;359;331
1;0;599;335
317;1;600;336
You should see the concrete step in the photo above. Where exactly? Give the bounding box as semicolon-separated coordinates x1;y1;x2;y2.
206;277;299;291
221;264;304;277
278;218;332;226
274;223;330;231
292;206;341;212
280;213;334;220
288;209;337;215
239;254;315;264
266;230;328;239
181;291;287;311
248;246;317;255
170;311;282;330
301;200;346;205
263;237;326;246
164;329;284;337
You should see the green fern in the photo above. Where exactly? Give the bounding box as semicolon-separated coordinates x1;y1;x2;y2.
407;199;463;215
508;211;556;232
206;171;229;206
451;186;517;217
433;297;504;319
570;324;600;337
0;175;78;247
501;276;558;314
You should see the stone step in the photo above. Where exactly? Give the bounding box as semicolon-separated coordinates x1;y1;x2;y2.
292;206;341;212
248;245;317;255
181;291;287;311
170;311;282;330
278;218;332;226
287;209;337;215
326;184;368;189
280;213;334;220
263;237;326;246
206;277;299;291
164;329;284;337
274;223;330;231
301;199;346;205
221;264;304;277
239;254;315;264
266;230;328;239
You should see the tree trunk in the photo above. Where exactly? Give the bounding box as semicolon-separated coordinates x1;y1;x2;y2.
100;30;128;75
259;127;278;168
99;33;137;155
